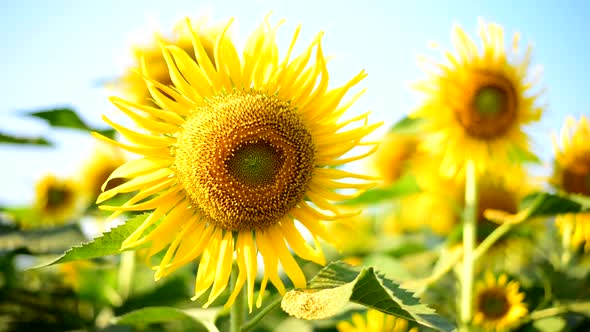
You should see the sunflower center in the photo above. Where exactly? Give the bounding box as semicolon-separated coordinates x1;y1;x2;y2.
478;288;510;319
475;87;504;116
477;186;518;239
561;156;590;196
226;141;284;186
175;91;315;232
457;72;517;139
47;186;70;207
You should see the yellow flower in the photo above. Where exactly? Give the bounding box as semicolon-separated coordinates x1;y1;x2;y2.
95;16;379;310
412;20;544;178
337;309;418;332
32;174;84;227
369;132;418;185
473;273;527;331
118;19;220;104
552;116;590;251
79;142;127;200
386;154;462;235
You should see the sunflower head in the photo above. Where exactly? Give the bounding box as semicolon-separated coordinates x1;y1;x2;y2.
118;19;220;104
473;273;527;331
96;16;379;310
369;132;419;185
551;116;590;251
337;309;418;332
551;115;590;196
32;174;84;228
79;143;127;200
413;19;544;178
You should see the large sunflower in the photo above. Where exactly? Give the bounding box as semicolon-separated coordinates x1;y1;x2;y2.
337;309;418;332
552;115;590;251
412;20;544;178
95;17;379;310
473;273;527;331
32;174;84;228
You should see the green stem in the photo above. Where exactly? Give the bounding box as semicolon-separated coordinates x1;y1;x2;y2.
460;160;478;327
472;220;514;262
230;265;245;332
241;295;282;332
560;219;573;269
118;251;135;300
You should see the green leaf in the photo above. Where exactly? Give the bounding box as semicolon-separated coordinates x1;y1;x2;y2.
485;192;587;224
281;261;455;332
0;132;51;146
532;317;566;332
389;116;427;135
34;213;149;267
507;144;541;164
28;108;91;130
27;107;115;137
116;306;219;332
341;174;421;205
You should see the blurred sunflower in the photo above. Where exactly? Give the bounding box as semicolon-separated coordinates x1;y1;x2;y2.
32;174;85;228
473;172;537;272
412;20;544;178
369;132;419;185
473;273;527;331
337;309;418;332
551;116;590;251
95;17;379;310
385;154;462;235
79;143;127;200
118;19;220;104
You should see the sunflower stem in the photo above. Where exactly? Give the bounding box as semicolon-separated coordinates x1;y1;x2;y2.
560;219;573;269
241;295;282;332
117;250;135;300
472;220;514;262
460;160;478;328
230;265;245;332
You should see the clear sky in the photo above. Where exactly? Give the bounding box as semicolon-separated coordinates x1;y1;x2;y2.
1;0;588;205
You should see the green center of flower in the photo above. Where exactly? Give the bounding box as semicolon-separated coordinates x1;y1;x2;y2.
47;187;68;207
457;72;518;139
475;87;505;116
226;141;284;186
479;289;510;319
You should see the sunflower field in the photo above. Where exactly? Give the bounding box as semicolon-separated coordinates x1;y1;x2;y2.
1;2;589;332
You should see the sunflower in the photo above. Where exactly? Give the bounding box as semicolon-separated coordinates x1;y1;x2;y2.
412;20;544;178
118;19;220;104
32;174;84;228
473;273;527;331
337;309;418;332
369;132;418;185
552;116;590;251
471;172;537;272
95;16;379;310
385;154;462;235
79;142;127;200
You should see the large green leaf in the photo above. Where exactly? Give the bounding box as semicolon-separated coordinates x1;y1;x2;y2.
341;174;421;205
281;261;455;332
0;132;51;146
389;116;427;135
35;214;149;267
485;192;587;224
116;306;219;332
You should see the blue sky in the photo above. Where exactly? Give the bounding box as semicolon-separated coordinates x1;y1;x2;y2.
0;0;588;205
